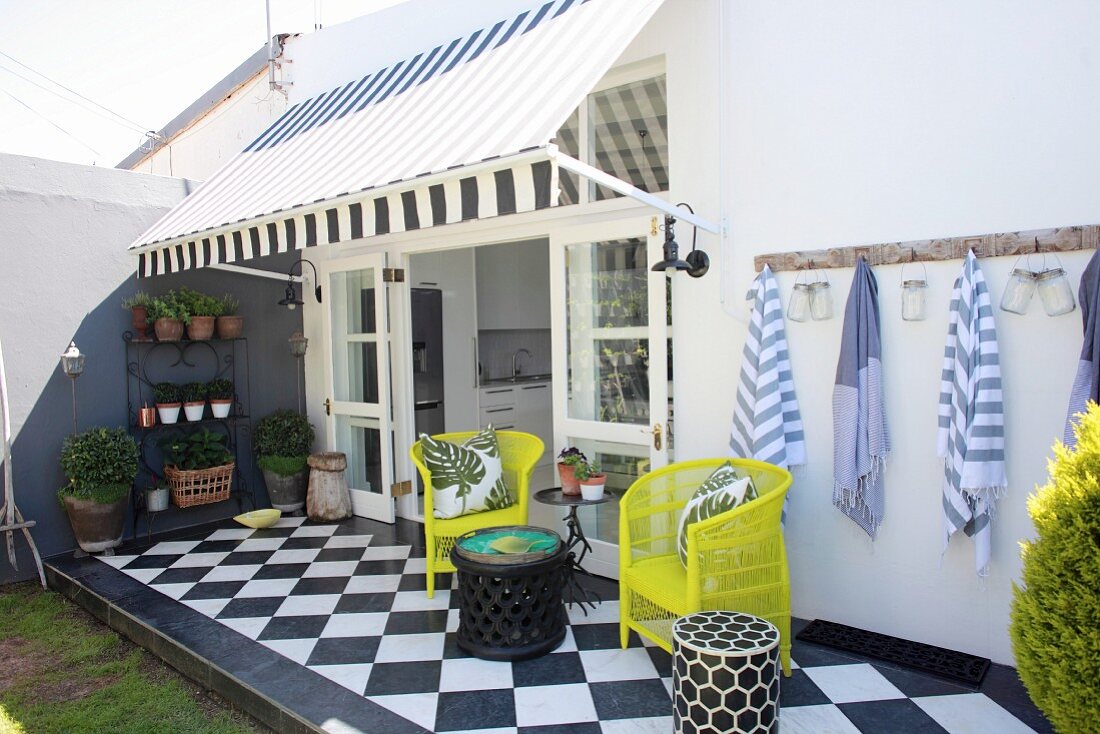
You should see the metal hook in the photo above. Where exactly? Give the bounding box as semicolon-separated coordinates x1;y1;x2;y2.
1034;237;1041;254
910;247;917;263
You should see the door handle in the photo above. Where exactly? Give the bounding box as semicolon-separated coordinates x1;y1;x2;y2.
324;398;332;416
651;423;663;451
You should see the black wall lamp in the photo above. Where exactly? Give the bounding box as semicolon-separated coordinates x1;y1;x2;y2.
650;202;709;278
278;259;322;310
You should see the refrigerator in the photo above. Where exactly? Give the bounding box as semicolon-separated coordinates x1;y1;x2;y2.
411;288;445;438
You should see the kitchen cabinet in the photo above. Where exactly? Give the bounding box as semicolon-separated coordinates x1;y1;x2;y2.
478;380;554;467
475;239;551;330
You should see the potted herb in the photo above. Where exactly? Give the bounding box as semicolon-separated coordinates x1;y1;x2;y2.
160;429;235;507
216;294;243;339
121;291;154;341
58;427;139;554
207;378;234;418
177;287;222;340
153;382;182;425
181;382;207;421
576;460;606;501
145;476;170;513
255;409;315;512
557;447;587;496
146;293;188;342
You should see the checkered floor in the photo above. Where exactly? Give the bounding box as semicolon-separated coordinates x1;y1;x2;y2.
94;516;1046;733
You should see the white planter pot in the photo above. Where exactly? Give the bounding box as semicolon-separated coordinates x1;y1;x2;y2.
184;402;205;421
145;487;170;512
580;481;605;501
156;403;181;425
210;400;232;419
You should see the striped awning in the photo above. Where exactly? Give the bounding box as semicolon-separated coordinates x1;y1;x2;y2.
129;0;664;277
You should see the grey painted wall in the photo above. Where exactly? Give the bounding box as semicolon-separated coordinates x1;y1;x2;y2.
0;153;304;583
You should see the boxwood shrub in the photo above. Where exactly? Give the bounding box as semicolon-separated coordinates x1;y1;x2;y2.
58;427;139;504
1010;403;1100;731
254;409;314;459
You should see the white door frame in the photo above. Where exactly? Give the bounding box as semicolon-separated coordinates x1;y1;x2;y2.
319;251;396;523
549;215;670;579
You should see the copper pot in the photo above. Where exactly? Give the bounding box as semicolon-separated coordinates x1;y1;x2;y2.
138;406;157;428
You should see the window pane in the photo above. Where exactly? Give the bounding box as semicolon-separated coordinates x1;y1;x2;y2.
570;437;651;543
335;415;382;494
589;76;668;200
330;268;380;403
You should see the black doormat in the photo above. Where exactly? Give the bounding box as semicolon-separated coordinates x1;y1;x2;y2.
796;619;991;687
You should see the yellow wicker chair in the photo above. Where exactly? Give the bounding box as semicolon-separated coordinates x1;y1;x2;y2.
618;458;794;676
410;430;544;597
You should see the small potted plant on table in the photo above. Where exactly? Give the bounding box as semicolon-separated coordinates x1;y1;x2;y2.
557;447;587;496
181;382;207;421
255;409;315;513
576;460;606;501
153;382;182;425
161;429;235;507
58;427;139;554
216;294;244;339
207;378;234;418
121;291;154;341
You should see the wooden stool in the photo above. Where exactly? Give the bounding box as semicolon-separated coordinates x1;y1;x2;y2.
306;452;352;522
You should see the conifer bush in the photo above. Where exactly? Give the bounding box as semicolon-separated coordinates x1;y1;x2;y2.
1010;402;1100;732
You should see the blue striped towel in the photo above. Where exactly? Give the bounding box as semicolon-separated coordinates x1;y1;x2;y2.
937;250;1007;577
730;265;806;472
833;258;889;539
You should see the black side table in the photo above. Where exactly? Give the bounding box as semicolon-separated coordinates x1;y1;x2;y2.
533;487;612;612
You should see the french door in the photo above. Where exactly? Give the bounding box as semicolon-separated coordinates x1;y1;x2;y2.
321;252;396;523
549;216;672;578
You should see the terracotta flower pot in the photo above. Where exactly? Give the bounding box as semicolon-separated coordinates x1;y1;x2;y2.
154;317;184;342
558;462;581;495
188;316;216;340
131;306;150;341
62;492;129;554
580;475;606;501
216;315;244;339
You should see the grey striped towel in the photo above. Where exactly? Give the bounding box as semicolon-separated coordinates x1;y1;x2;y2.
937;250;1007;577
730;265;806;471
833;258;890;539
1064;248;1100;447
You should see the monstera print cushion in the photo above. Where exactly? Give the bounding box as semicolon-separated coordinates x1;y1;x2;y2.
677;462;758;567
420;427;515;519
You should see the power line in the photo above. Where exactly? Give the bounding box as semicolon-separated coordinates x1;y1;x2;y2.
0;49;154;137
0;84;102;157
0;61;151;136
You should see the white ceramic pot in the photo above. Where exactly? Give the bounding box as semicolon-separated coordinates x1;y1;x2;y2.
156;403;181;425
210;399;232;418
580;480;606;501
184;402;205;421
145;487;170;513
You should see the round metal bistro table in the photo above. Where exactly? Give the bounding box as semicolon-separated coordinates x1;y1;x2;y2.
450;526;568;662
532;488;613;612
672;611;781;734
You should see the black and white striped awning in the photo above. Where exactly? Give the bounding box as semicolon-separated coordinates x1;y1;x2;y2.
129;0;666;277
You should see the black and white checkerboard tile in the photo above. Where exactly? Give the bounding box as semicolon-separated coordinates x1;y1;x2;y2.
95;517;1043;733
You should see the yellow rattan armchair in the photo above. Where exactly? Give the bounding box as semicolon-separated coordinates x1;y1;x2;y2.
618;458;794;676
410;430;544;597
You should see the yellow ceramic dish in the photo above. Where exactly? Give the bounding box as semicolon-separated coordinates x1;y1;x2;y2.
234;509;282;529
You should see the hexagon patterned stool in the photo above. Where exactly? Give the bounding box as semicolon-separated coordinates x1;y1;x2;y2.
672;611;781;734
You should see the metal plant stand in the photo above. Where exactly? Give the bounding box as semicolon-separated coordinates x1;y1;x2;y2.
532;487;613;613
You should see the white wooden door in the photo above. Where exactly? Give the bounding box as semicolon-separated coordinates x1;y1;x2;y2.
321;253;396;523
549;216;671;578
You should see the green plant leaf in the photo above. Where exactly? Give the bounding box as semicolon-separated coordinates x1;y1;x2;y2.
484;477;514;511
422;436;486;512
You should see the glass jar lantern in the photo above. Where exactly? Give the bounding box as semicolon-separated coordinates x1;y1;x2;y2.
787;282;812;322
900;260;928;321
809;277;834;320
1000;266;1038;315
1037;264;1076;316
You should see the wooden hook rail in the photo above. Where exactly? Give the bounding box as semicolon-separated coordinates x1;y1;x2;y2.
754;224;1100;273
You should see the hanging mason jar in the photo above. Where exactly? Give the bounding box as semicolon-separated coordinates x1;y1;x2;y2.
787;281;812;322
809;271;834;320
900;259;928;321
1000;255;1040;315
1036;256;1076;316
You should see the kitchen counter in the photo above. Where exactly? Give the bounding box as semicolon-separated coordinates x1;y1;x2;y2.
480;373;552;386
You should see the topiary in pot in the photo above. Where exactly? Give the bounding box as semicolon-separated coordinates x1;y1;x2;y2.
207;378;234;418
181;381;207;421
254;409;315;512
1010;402;1100;732
153;382;182;425
58;427;139;554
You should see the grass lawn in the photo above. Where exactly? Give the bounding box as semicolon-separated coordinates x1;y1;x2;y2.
0;582;270;734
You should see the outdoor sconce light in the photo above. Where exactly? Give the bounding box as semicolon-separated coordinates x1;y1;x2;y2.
288;332;308;414
60;341;85;434
278;259;322;310
650;203;709;278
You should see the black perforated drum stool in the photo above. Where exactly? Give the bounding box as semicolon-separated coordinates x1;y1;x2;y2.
450;526;568;661
673;611;781;734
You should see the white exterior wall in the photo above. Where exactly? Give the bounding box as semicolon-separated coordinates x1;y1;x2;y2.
128;72;288;180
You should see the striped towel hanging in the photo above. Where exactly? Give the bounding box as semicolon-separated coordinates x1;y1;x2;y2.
937;250;1008;577
731;265;806;478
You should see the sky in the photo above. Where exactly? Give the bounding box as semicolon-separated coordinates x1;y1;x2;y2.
0;1;396;168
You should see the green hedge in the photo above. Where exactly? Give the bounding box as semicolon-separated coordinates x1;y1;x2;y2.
1010;402;1100;732
254;409;314;458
